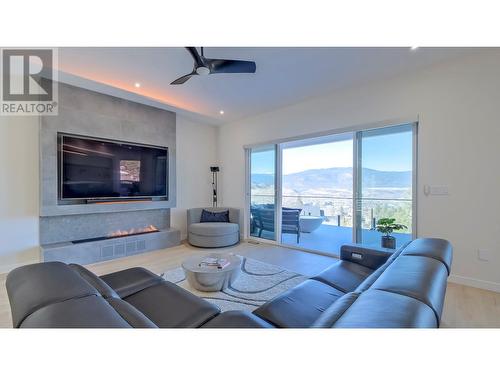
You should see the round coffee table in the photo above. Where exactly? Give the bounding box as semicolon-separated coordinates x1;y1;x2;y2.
181;253;242;292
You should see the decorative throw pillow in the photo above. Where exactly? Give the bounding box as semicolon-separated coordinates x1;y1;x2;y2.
200;209;230;223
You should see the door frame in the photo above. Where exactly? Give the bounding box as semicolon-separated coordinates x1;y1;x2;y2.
244;119;418;253
354;122;418;244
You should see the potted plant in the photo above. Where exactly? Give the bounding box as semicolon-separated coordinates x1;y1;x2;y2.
376;218;408;249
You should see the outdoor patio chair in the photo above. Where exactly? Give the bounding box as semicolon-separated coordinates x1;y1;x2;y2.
252;206;302;243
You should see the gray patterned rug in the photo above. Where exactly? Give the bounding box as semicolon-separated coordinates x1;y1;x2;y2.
161;256;307;312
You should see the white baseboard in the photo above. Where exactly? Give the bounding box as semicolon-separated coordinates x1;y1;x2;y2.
448;274;500;293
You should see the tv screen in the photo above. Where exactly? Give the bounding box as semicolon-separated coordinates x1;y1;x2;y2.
59;134;168;200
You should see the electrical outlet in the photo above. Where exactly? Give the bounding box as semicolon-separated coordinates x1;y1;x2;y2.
477;249;491;262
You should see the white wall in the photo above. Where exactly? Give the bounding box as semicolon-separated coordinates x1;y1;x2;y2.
0;116;40;273
217;50;500;292
171;116;218;239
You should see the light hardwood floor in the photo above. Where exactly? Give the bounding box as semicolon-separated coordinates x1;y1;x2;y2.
1;242;499;328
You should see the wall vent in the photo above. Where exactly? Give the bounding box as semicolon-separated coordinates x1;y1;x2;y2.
114;243;126;256
136;239;146;252
101;245;114;259
126;241;137;254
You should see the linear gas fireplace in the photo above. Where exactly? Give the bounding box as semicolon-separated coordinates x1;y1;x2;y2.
72;225;160;244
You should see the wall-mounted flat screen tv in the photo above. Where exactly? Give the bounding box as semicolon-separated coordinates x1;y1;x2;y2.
58;134;168;200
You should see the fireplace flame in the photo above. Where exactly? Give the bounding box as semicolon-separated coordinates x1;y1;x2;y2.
108;225;158;238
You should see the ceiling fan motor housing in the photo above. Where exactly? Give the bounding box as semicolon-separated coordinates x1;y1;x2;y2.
196;66;210;75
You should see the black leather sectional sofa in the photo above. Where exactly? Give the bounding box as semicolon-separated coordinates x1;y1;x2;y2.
5;238;452;328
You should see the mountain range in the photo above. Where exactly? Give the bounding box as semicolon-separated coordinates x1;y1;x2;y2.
251;167;411;191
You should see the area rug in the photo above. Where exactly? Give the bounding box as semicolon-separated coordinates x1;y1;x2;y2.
161;256;307;312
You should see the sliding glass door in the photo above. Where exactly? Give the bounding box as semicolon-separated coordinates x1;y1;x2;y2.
280;134;353;255
355;124;415;248
249;145;278;241
246;122;416;255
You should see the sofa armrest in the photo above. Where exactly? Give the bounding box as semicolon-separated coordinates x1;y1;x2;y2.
340;244;393;270
201;310;274;328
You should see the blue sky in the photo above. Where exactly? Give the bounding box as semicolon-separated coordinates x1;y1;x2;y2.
251;129;412;175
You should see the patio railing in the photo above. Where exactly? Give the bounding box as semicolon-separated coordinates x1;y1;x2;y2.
251;194;412;233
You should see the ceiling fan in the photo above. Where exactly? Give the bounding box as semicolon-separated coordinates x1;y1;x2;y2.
171;47;256;85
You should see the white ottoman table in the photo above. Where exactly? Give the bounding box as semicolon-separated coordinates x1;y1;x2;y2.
182;253;242;292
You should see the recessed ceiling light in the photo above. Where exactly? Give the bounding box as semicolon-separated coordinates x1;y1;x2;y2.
219;110;225;115
410;46;419;50
134;82;141;88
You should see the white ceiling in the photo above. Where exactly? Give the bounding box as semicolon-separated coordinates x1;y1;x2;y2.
57;47;478;125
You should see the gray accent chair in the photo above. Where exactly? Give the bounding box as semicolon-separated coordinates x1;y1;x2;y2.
187;207;240;248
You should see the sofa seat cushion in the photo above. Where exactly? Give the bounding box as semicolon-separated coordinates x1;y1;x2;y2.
332;289;438;328
189;222;239;237
20;295;132;328
124;280;220;328
253;279;344;328
107;298;157;328
312;260;373;293
202;311;274;328
100;267;163;299
311;292;361;328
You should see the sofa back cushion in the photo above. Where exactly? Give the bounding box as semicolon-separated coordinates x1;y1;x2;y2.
69;263;119;299
369;255;448;323
20;295;132;328
354;245;405;293
331;289;438;328
6;262;99;328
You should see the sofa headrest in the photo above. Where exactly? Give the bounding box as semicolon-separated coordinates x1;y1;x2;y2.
401;238;453;275
6;262;99;327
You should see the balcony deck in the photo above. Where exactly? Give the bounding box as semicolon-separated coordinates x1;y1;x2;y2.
253;223;412;256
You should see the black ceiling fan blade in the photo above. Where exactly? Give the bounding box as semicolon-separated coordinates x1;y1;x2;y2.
185;47;204;67
170;72;196;85
206;59;257;74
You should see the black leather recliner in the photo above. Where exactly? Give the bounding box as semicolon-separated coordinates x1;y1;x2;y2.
5;237;452;328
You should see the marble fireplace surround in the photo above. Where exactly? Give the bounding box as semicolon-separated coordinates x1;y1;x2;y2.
39;81;180;264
